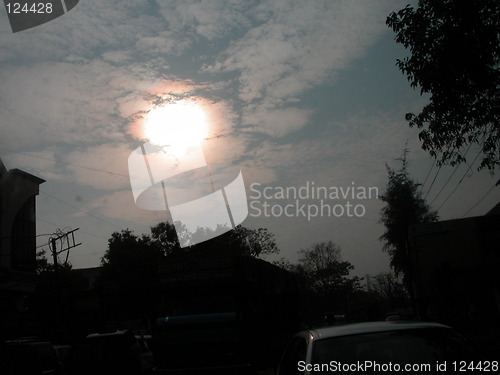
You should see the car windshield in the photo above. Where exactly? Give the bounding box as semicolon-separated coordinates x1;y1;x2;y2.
312;328;481;365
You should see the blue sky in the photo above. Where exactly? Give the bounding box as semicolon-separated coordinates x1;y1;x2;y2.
1;0;498;276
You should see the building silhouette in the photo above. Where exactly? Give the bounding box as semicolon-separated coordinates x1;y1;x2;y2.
409;203;500;356
0;158;45;338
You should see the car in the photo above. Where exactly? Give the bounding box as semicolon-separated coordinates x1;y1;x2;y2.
4;339;61;375
71;331;154;375
53;345;72;375
151;312;257;375
277;321;485;374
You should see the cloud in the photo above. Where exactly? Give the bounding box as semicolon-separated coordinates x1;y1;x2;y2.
134;31;193;57
240;108;431;190
156;0;255;40
203;0;398;136
87;189;168;225
65;143;133;191
207;0;397;98
0;149;65;182
0;61;118;147
0;0;173;62
1;0;401;147
0;58;202;151
241;106;312;137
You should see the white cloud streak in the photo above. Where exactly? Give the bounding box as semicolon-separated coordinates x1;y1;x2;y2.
203;0;398;136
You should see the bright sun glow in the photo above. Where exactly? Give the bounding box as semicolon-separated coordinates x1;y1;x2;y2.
143;101;209;157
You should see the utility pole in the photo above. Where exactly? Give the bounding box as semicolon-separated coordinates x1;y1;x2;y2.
48;228;81;338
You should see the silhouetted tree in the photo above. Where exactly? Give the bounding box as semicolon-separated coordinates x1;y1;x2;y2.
98;223;280;320
102;223;280;267
150;221;184;257
34;251;88;338
370;272;408;302
100;229;164;320
368;272;410;316
380;149;438;292
102;229;164;266
209;225;279;258
162;223;279;259
387;0;500;171
296;241;361;315
35;249;81;282
36;249;50;274
272;257;294;271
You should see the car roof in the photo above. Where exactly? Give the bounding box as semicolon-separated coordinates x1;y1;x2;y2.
86;331;129;338
307;321;452;341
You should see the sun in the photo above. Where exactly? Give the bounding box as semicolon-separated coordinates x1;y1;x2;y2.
143;101;209;157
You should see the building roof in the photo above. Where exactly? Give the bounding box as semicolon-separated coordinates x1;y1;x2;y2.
9;168;45;185
485;202;500;216
73;267;102;290
0;158;6;176
0;158;45;185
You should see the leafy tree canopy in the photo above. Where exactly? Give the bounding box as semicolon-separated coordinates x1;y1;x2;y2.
296;241;361;298
387;0;500;171
101;222;279;270
370;272;408;302
35;249;88;297
98;223;280;318
214;225;279;258
101;229;164;273
380;150;438;286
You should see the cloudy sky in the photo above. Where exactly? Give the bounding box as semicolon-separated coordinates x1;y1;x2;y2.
1;0;498;276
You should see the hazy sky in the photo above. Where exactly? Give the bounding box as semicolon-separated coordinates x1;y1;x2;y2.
1;0;498;276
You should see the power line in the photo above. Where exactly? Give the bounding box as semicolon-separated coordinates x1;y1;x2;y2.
1;233;54;239
420;159;435;192
0;147;130;179
40;190;122;230
461;182;498;218
429;165;459;206
38;217;112;240
37;217;60;227
70;248;105;259
429;145;472;206
428;163;461;207
78;230;111;241
436;150;482;212
424;164;442;200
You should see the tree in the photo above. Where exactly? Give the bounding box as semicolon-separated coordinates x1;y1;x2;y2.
100;229;165;320
297;241;361;304
34;250;88;338
101;223;280;270
164;223;279;259
379;150;438;291
370;272;408;302
387;0;500;171
35;248;80;280
101;228;165;269
150;221;183;257
212;225;279;258
36;249;50;274
98;223;280;321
